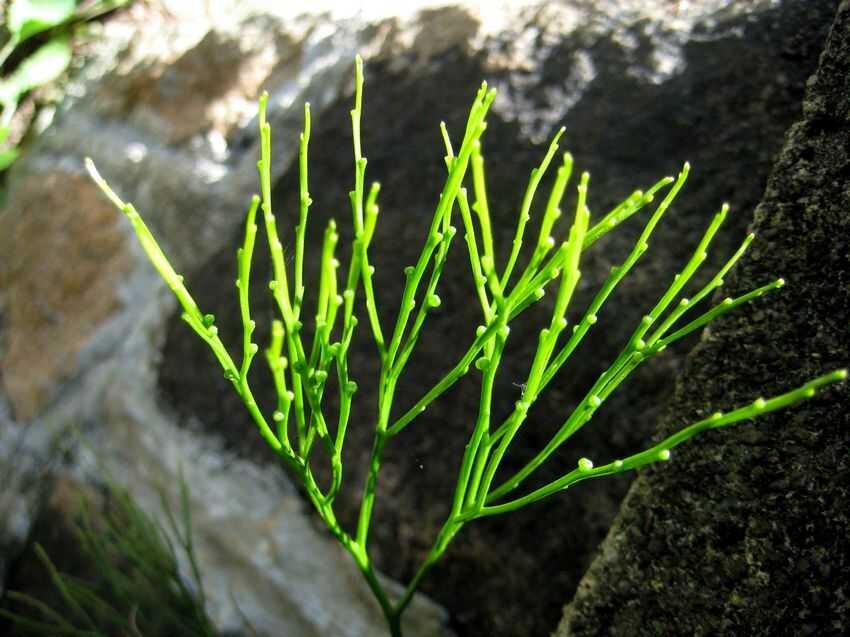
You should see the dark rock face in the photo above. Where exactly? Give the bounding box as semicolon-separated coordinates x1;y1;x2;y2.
158;2;839;635
557;2;850;636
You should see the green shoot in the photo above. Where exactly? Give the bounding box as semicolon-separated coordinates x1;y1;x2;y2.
86;56;846;636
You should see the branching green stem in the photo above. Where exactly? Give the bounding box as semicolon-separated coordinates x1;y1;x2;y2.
86;57;846;637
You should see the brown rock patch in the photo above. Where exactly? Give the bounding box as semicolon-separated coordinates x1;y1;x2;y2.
0;171;130;420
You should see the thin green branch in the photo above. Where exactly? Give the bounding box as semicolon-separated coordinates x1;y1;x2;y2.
237;195;261;381
500;127;565;289
294;102;312;315
481;370;847;514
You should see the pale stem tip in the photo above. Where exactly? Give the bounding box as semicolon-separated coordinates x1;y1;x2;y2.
84;157;101;181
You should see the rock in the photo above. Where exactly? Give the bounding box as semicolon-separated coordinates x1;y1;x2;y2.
0;413;57;587
0;0;841;636
0;172;131;420
555;1;850;635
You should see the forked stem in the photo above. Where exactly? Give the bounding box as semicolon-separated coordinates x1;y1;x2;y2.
85;56;847;637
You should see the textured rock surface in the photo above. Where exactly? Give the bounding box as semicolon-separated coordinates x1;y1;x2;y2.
0;173;130;419
556;2;850;635
0;0;842;636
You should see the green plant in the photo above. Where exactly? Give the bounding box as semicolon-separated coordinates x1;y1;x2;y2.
86;56;846;636
0;476;216;636
0;0;129;170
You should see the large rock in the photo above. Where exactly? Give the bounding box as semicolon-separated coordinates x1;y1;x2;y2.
0;0;841;635
556;2;850;635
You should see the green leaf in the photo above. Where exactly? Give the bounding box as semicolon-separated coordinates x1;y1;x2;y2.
4;37;72;102
8;0;77;44
0;147;19;171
